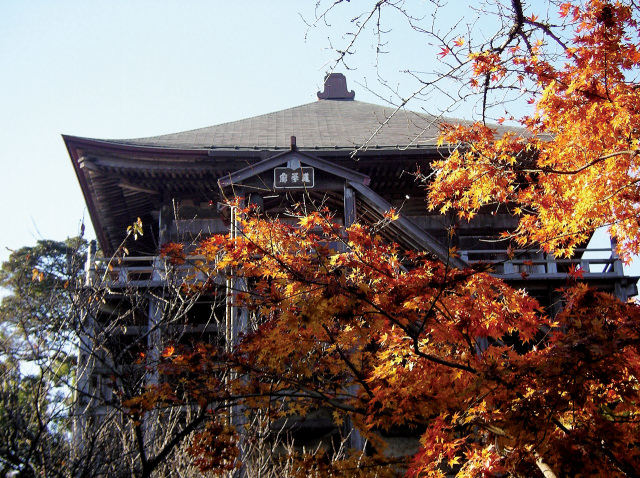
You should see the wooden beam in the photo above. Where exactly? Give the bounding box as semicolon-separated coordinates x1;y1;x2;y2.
344;185;356;228
218;150;370;189
79;156;217;174
117;179;161;196
348;181;468;269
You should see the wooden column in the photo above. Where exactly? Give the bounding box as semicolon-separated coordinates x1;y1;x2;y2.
344;184;356;228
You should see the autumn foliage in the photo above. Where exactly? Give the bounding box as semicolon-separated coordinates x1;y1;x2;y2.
430;0;640;260
128;1;640;477
149;206;640;477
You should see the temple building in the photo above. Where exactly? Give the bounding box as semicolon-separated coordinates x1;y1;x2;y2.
64;73;637;464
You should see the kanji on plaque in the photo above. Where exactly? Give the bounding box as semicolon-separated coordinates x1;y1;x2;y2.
274;167;314;189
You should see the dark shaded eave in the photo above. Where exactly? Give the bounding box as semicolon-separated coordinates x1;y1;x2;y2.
64;135;112;253
65;131;448;256
63;135;216;255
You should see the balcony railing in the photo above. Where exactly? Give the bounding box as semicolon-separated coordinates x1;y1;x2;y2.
85;247;626;288
459;247;624;279
86;255;212;288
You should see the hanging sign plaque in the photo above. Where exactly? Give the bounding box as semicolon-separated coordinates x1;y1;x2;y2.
274;167;314;189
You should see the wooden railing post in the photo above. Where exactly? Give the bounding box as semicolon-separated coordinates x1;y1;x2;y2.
85;240;96;286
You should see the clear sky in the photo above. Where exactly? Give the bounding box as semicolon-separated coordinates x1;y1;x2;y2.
0;1;338;263
0;1;636;276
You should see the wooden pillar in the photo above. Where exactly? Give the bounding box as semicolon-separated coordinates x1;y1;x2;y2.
147;297;163;386
73;311;96;451
85;240;96;286
344;184;356;228
342;183;366;451
226;191;248;351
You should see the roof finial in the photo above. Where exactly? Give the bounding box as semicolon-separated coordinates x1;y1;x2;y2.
317;73;355;100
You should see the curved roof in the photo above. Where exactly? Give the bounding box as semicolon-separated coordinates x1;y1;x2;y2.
63;74;521;256
85;99;452;152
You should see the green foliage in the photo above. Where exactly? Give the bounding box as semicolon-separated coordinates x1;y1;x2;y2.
0;360;70;477
0;237;86;360
0;237;86;477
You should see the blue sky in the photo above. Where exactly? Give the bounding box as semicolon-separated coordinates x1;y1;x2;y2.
0;1;636;276
0;1;339;262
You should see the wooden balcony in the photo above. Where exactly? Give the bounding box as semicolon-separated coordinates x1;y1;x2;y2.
85;255;214;288
459;247;625;280
85;247;630;289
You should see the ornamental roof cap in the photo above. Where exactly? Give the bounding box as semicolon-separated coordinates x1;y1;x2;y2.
317;73;355;100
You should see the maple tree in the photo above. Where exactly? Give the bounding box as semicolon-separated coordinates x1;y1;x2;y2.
126;1;640;477
313;0;640;260
428;0;640;260
153;208;640;477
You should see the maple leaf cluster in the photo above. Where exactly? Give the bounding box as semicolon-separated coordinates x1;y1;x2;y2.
430;0;640;261
148;205;640;476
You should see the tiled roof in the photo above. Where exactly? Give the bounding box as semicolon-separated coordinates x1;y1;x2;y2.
94;100;459;151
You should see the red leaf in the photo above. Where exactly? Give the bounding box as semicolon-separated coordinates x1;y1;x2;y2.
438;46;450;59
568;264;585;279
